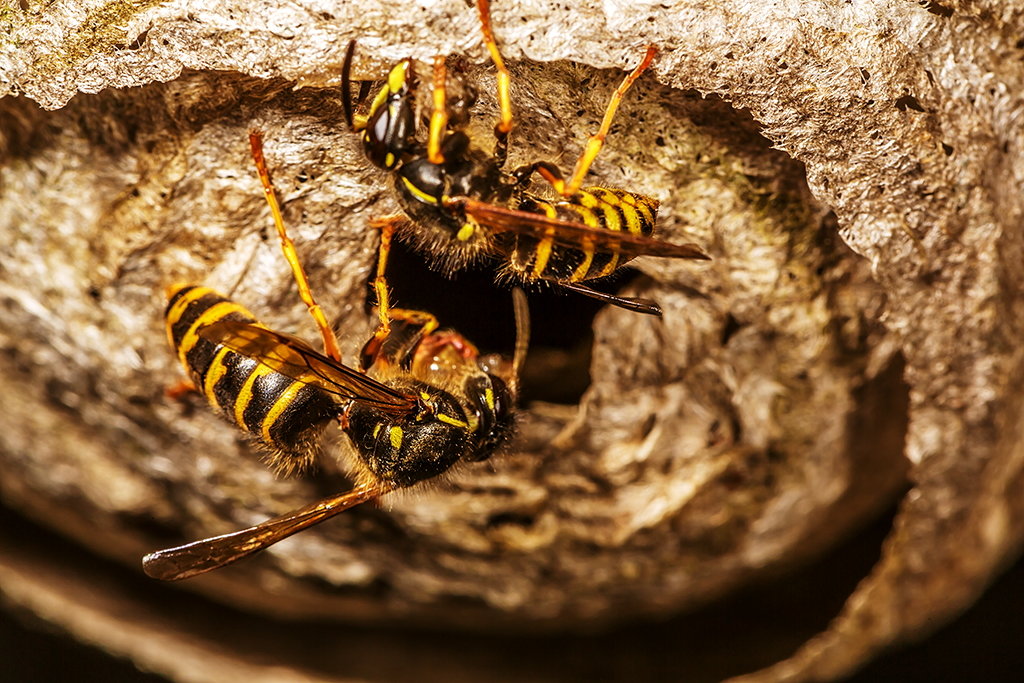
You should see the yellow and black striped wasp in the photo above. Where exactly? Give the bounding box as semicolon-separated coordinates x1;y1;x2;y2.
143;132;528;581
343;0;710;323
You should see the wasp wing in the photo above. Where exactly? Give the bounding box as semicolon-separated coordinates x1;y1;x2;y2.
198;320;419;414
143;483;387;580
454;197;711;261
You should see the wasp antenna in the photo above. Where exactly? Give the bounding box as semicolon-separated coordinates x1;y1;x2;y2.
510;288;530;396
342;39;358;130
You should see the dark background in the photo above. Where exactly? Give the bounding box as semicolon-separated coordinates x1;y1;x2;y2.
2;498;1021;683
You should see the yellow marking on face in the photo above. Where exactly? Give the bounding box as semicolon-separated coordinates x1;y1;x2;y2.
233;362;276;427
401;176;439;205
456;222;475;241
373;423;382;439
387;60;408;94
202;346;232;404
177;300;253;369
420;391;432;402
437;413;468;428
484;387;495;411
385;152;395;168
389;425;403;450
261;380;304;444
368;85;389;118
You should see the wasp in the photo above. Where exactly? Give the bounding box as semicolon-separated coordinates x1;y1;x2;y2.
143;133;528;581
342;0;710;323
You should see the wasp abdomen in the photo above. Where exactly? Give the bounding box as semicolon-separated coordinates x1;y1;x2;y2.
165;285;338;473
506;187;660;282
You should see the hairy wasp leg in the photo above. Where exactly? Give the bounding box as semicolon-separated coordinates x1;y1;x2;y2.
249;131;344;363
369;214;409;337
476;0;513;165
561;46;658;196
560;281;663;317
427;55;449;164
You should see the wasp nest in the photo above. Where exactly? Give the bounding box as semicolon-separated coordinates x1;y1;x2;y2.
1;1;1022;682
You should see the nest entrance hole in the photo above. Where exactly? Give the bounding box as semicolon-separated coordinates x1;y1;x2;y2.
373;240;647;404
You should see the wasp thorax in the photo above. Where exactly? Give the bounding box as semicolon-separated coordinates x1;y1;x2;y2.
346;385;472;488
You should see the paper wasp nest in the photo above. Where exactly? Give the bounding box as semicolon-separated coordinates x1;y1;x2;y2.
1;1;1022;682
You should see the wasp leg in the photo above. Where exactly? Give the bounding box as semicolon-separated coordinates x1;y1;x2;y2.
249;131;344;363
560;281;663;317
427;55;449;164
360;307;440;372
561;46;658;197
509;288;530;396
510;160;565;193
165;379;198;401
476;0;513;165
368;214;410;336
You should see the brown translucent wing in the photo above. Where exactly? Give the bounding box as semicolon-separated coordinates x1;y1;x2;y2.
142;483;386;580
198;320;418;415
454;197;711;261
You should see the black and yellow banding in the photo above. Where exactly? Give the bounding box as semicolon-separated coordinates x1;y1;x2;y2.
507;187;659;282
165;284;339;474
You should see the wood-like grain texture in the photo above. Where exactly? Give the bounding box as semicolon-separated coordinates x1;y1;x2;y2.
1;1;1021;681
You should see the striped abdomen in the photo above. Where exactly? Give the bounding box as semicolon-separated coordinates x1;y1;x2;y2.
165;285;339;473
505;187;659;283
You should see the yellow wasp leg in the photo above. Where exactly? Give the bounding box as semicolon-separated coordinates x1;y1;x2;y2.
249;130;343;363
369;215;408;337
562;46;657;196
476;0;513;159
428;56;449;164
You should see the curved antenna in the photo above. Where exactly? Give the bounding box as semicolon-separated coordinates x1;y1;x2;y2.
342;40;358;130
